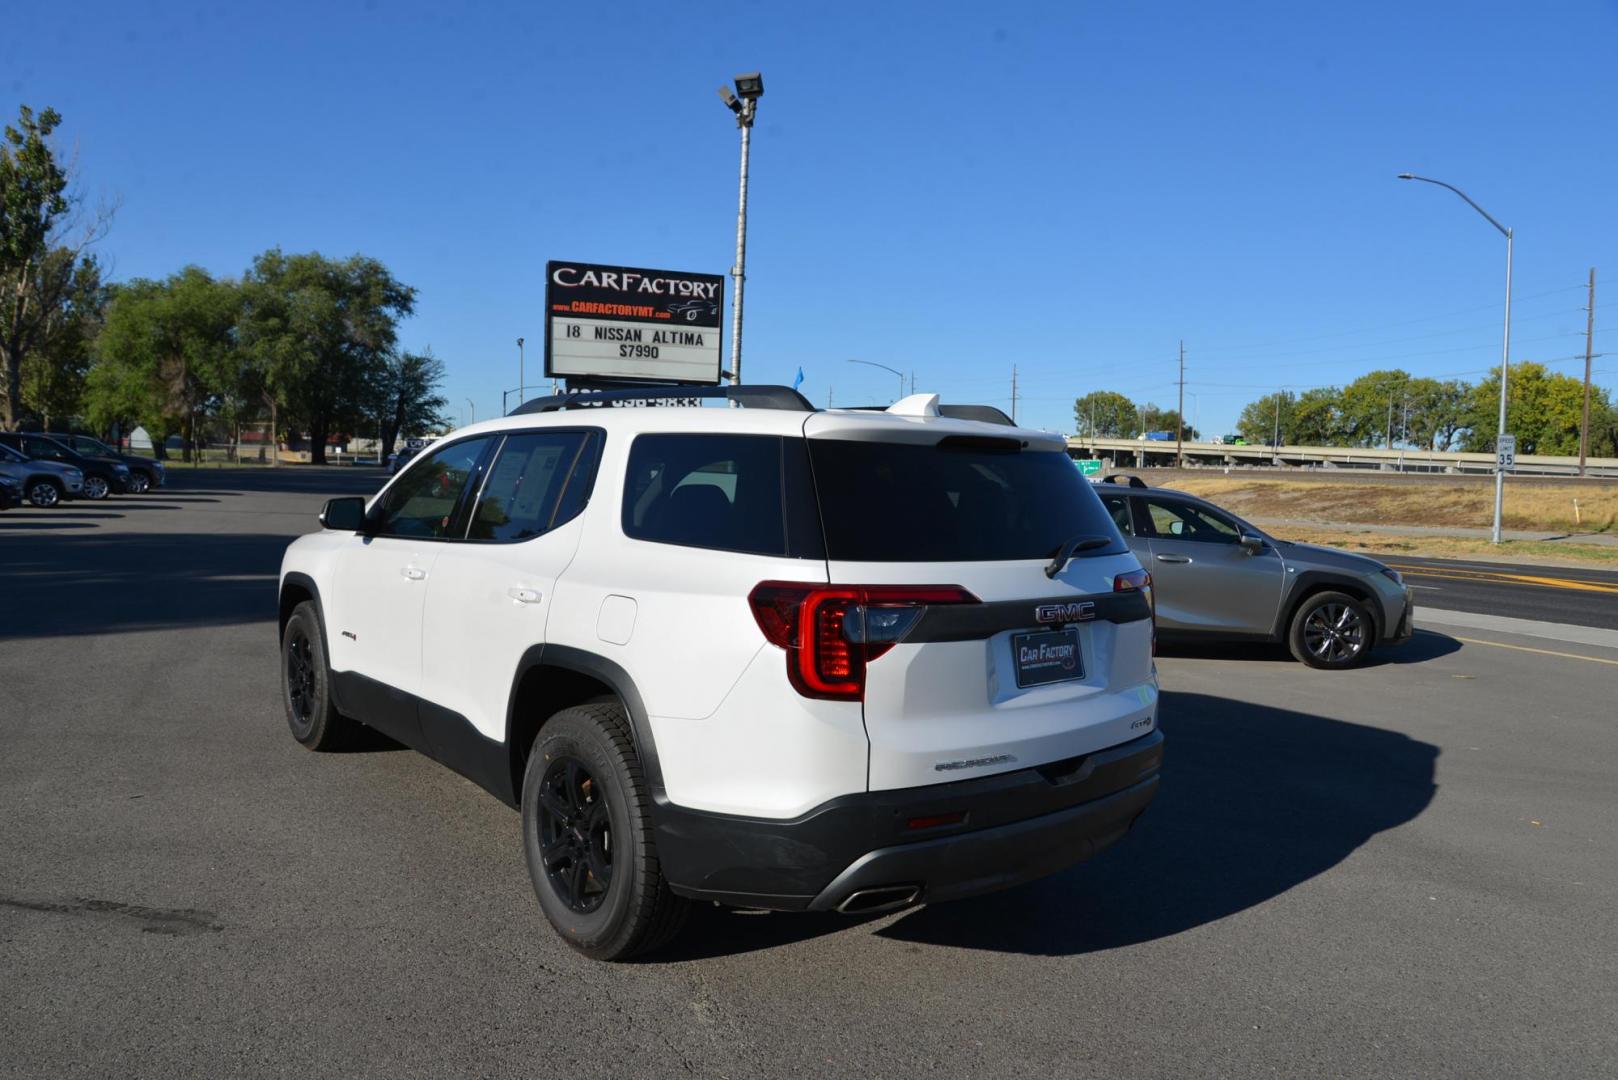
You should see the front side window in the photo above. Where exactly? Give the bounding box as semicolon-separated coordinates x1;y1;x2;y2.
1142;497;1240;543
467;431;600;542
623;433;808;556
371;436;491;538
23;437;70;462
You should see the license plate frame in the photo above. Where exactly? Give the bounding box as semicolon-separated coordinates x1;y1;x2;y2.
1011;628;1085;688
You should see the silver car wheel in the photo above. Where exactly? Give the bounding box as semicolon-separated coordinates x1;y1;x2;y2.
83;476;110;500
129;473;150;494
28;481;61;508
1302;603;1365;664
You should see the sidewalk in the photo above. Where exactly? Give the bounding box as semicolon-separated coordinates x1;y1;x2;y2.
1247;516;1618;547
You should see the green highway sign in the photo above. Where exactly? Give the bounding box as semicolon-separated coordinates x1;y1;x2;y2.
1074;458;1103;476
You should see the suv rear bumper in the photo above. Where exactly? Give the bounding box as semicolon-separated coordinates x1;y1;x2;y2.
655;728;1163;912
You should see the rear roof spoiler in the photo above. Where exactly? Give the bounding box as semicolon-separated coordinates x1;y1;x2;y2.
510;384;813;416
841;402;1016;427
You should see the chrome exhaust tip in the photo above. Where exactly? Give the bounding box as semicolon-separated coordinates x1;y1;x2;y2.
835;884;922;915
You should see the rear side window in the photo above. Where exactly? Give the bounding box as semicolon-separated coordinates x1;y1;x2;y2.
806;439;1127;562
467;431;599;542
622;433;821;557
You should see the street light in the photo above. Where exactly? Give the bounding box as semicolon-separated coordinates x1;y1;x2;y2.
516;337;525;403
466;397;475;427
1398;172;1513;543
847;358;906;402
717;71;764;386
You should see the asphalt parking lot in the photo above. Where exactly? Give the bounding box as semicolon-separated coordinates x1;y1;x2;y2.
3;469;1616;1078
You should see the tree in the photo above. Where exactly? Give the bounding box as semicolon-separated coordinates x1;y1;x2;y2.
239;250;416;464
1402;377;1467;451
1338;370;1412;448
371;349;449;461
1140;402;1197;441
1459;362;1590;455
1237;390;1295;445
18;247;103;427
87;268;241;460
1072;390;1138;437
1;105;110;427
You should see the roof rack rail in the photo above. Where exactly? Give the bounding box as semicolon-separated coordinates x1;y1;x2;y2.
1100;473;1149;488
509;384;813;416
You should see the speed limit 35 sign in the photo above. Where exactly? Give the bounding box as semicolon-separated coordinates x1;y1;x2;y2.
1496;434;1516;473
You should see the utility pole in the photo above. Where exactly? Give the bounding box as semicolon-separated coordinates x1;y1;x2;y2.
1011;365;1019;424
1273;392;1282;465
1580;267;1596;476
1176;340;1185;467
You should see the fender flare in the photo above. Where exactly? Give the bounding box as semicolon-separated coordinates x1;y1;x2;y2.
505;644;666;798
279;572;336;685
1277;570;1387;641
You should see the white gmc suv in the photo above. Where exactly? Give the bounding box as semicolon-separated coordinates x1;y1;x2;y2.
277;386;1163;960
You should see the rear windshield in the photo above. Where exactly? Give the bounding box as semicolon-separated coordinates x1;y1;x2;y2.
806;438;1126;562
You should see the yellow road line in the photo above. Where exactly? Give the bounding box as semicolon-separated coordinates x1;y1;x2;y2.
1452;636;1618;667
1386;563;1618;594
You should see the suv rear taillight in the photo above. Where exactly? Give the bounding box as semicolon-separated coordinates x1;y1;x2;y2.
748;583;979;701
1114;568;1154;652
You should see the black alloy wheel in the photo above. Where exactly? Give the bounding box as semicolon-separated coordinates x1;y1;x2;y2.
285;627;318;739
535;757;614;914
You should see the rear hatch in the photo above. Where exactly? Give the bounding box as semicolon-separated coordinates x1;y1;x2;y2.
800;413;1157;790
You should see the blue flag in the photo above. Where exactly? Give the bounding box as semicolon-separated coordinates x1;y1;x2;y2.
792;367;805;390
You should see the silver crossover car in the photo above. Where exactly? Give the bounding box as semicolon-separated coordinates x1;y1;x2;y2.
1092;475;1413;668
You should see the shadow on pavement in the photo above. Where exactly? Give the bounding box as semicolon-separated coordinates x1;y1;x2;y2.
0;531;288;639
1156;630;1460;667
651;690;1437;961
874;690;1437;955
0;521;96;530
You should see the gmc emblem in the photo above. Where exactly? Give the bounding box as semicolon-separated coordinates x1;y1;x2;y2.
1035;601;1096;624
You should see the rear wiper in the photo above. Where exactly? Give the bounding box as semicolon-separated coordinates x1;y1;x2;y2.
1045;534;1112;578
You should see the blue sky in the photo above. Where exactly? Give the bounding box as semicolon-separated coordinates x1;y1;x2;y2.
10;0;1616;436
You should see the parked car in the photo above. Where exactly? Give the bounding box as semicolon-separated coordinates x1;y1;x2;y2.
0;469;17;509
279;386;1163;960
0;433;130;500
1093;474;1412;668
44;432;164;493
0;441;85;507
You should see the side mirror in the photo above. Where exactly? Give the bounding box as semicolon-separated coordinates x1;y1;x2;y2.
319;496;367;532
1238;533;1265;554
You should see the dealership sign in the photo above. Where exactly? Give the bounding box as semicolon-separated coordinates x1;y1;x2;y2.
545;260;725;385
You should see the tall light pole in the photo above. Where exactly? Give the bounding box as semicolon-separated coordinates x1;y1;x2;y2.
1399;173;1512;543
466;397;475;427
847;358;906;402
718;72;764;386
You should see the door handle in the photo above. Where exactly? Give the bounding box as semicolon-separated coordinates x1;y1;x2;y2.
400;566;427;581
508;587;542;605
1155;553;1191;564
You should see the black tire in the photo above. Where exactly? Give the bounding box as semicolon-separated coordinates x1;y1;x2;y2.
82;475;111;500
128;472;150;494
280;601;354;749
521;702;689;961
1287;590;1374;669
26;479;63;508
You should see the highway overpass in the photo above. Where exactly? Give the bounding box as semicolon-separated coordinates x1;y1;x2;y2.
1067;436;1618;479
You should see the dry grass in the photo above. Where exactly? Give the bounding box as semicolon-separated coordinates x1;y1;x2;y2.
1168;476;1618;534
1260;524;1618;567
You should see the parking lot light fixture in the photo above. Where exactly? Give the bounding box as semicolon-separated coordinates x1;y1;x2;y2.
1397;172;1513;544
719;71;763;386
847;358;906;403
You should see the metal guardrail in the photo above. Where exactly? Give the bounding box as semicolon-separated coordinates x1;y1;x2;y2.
1068;437;1618;478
